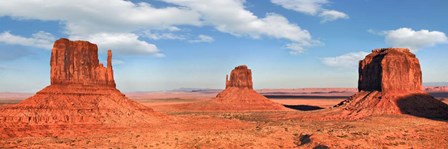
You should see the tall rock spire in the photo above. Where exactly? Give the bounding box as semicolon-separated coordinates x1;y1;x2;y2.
106;49;115;87
107;49;112;68
225;74;229;89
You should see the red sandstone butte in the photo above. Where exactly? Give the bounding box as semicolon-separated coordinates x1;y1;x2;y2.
332;48;448;119
225;65;253;89
50;39;116;87
179;65;284;111
0;38;162;127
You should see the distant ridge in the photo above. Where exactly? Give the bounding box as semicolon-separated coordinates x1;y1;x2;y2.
424;82;448;86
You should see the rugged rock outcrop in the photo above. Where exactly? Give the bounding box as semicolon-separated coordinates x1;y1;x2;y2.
358;48;422;94
0;38;163;128
177;65;284;111
215;65;284;110
225;65;253;89
331;48;448;119
50;38;115;87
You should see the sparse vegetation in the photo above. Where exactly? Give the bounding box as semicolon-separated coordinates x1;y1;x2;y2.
294;133;312;146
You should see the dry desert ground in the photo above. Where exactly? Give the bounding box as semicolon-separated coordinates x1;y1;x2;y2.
1;88;447;148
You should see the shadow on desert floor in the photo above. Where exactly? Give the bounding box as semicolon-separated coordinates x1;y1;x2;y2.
283;105;324;111
396;94;448;121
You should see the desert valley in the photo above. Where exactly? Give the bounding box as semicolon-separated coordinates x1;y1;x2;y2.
1;1;448;148
0;39;447;148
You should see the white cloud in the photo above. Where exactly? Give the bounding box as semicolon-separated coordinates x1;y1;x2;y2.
70;33;163;56
0;31;163;56
271;0;348;22
367;29;382;35
0;31;55;49
0;0;318;55
286;43;307;54
0;0;201;36
143;31;186;40
189;35;214;43
319;10;349;23
322;51;369;68
113;59;125;65
162;0;316;53
383;28;448;52
271;0;328;15
0;0;202;56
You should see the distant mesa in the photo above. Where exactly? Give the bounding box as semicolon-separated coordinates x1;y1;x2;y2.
176;65;285;111
0;38;162;130
224;65;253;89
425;86;448;93
331;48;448;120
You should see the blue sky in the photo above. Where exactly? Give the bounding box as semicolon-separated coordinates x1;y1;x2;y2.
0;0;447;92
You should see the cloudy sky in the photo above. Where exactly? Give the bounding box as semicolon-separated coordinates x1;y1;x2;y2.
0;0;447;92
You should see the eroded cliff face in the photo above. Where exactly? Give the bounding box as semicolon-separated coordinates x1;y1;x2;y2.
167;65;283;111
50;38;115;87
213;65;284;110
358;48;422;94
0;38;163;127
225;65;253;89
330;48;448;120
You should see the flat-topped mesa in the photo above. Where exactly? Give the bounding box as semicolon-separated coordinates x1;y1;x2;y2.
225;65;253;89
327;48;448;120
206;65;284;111
50;38;116;87
358;48;422;94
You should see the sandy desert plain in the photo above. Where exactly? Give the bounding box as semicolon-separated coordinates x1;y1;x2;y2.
0;39;447;149
0;88;447;148
2;0;448;148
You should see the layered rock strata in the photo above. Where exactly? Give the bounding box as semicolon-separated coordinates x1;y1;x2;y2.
0;38;161;127
332;48;448;119
181;65;284;111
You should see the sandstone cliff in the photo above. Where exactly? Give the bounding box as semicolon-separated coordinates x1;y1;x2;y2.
0;38;163;128
358;48;422;94
225;65;253;89
330;48;448;119
177;65;284;111
50;38;115;87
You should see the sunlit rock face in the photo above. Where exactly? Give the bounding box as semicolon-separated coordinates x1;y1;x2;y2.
0;38;163;127
225;65;253;89
168;65;285;111
214;65;284;110
329;48;448;120
50;38;115;87
358;48;422;94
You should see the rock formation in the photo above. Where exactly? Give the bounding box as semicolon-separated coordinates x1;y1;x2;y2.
177;65;284;111
331;48;448;119
50;38;115;87
225;65;253;89
358;48;422;94
0;38;162;128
